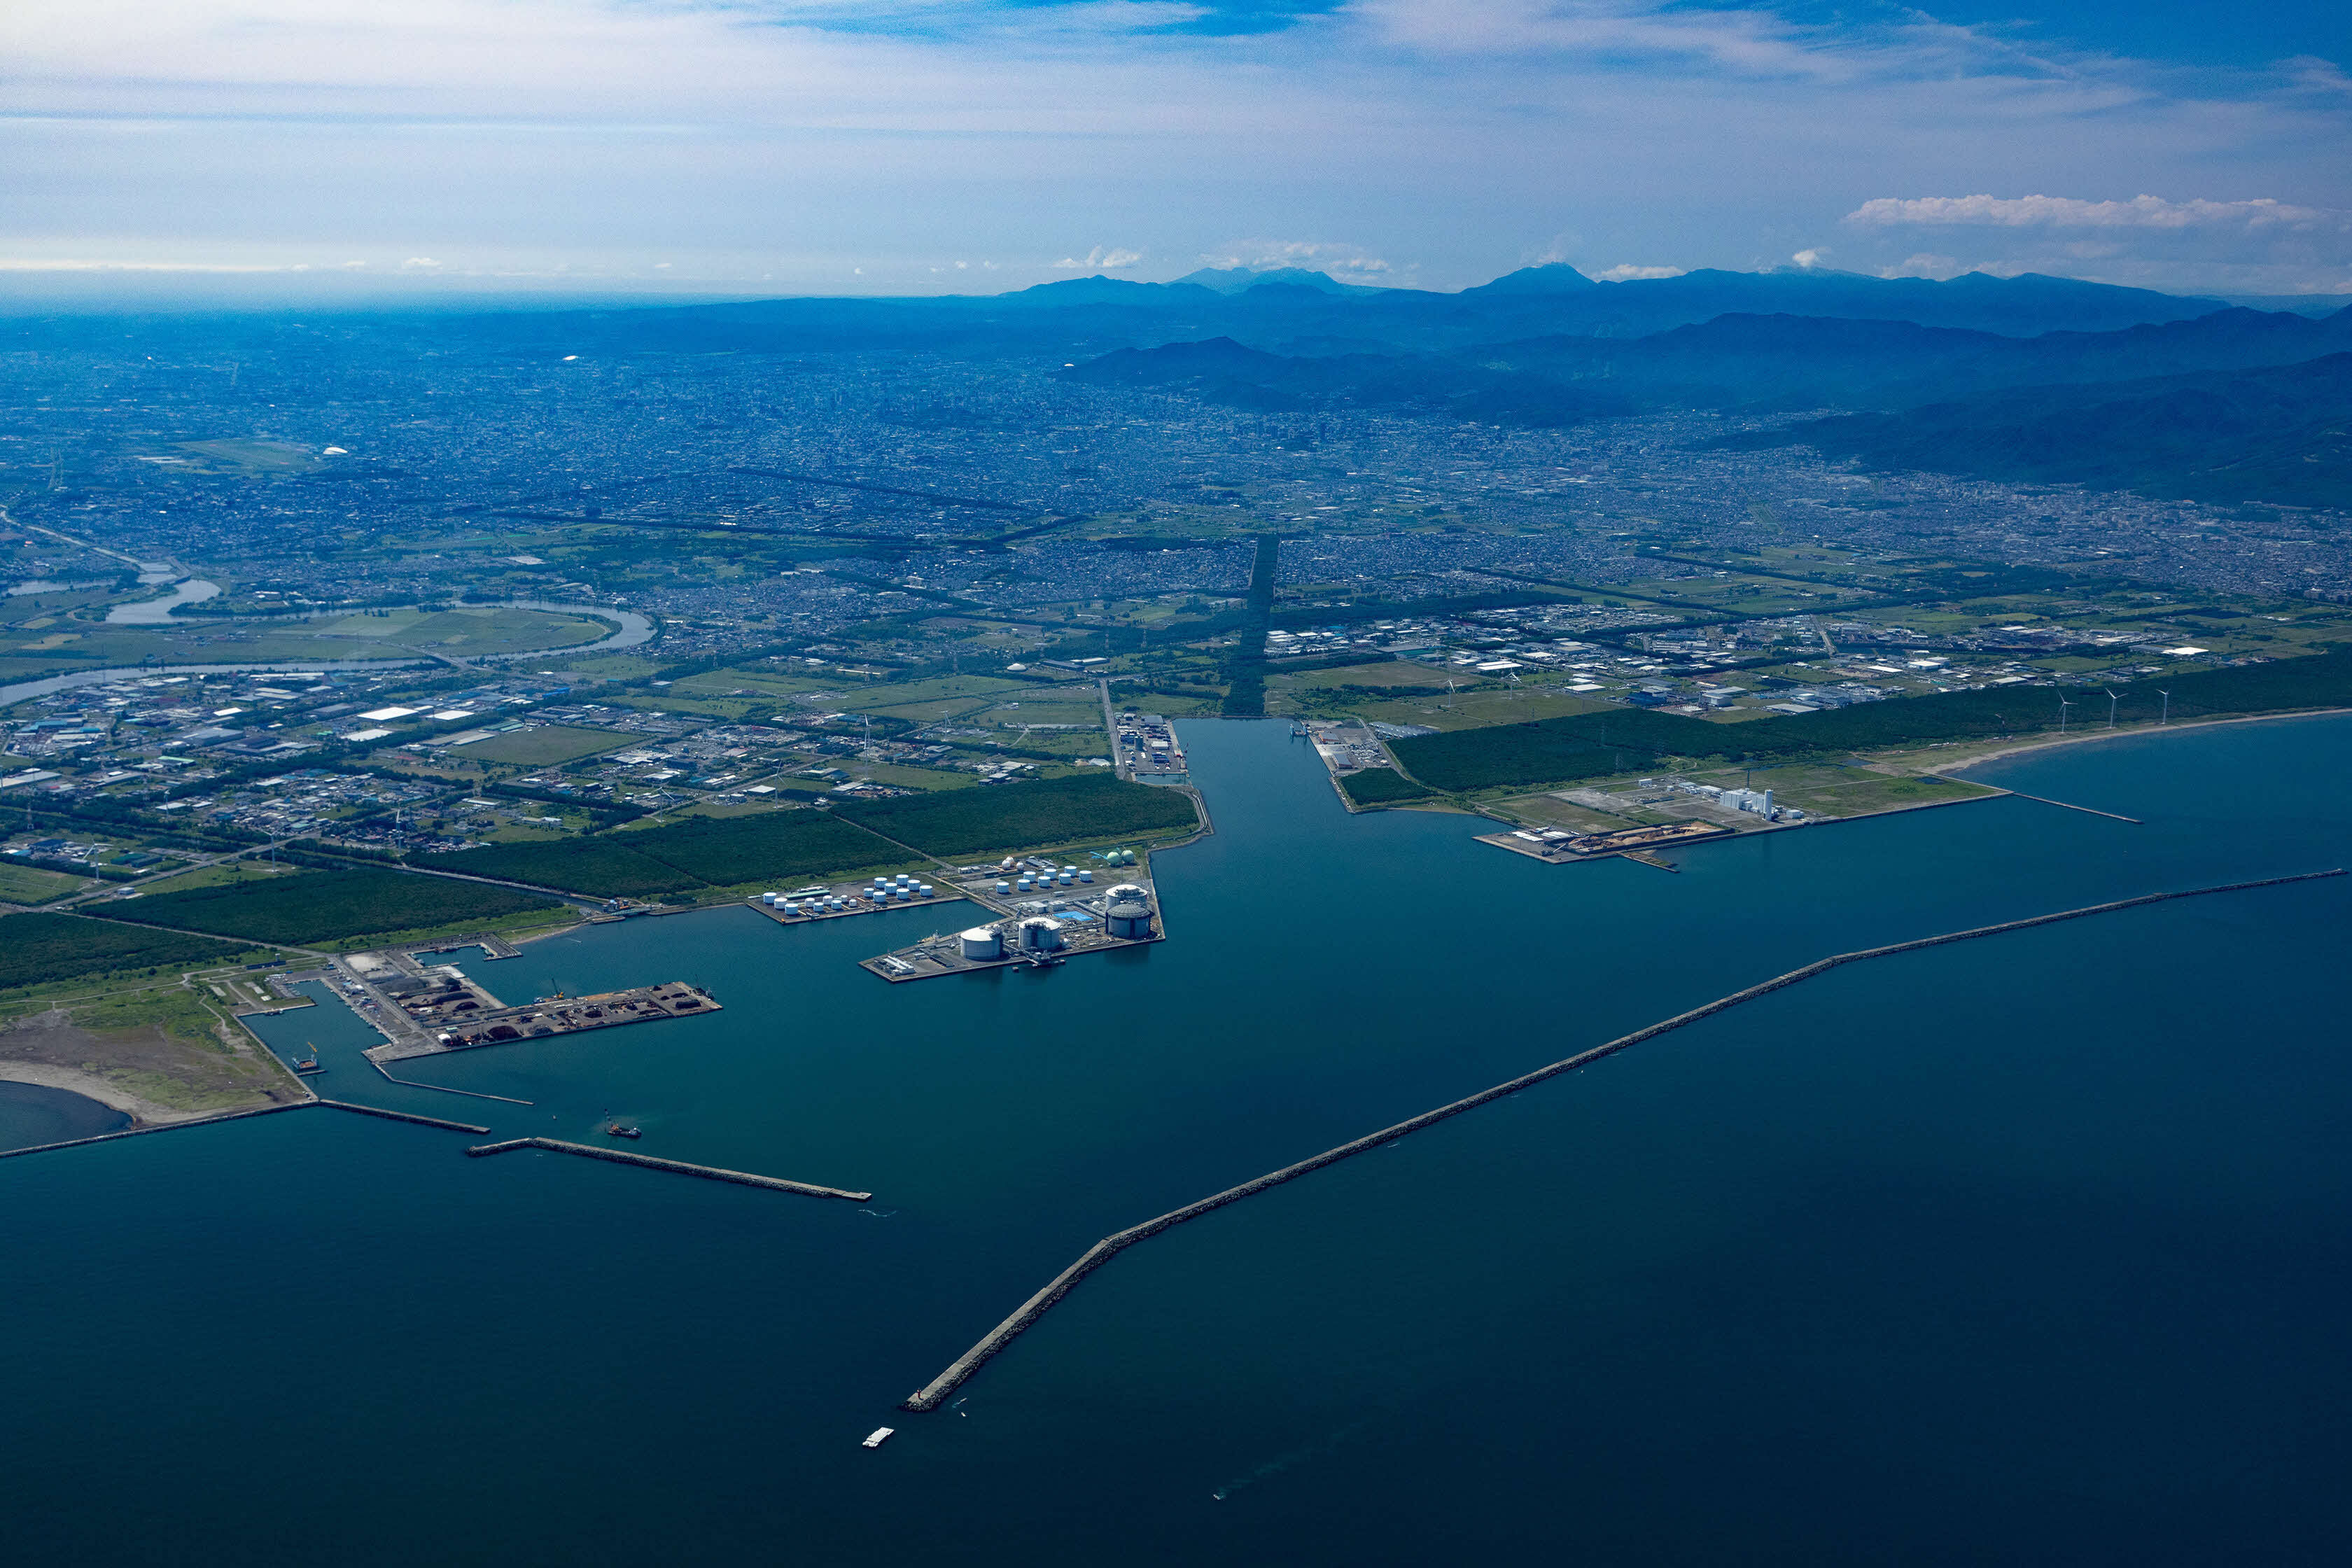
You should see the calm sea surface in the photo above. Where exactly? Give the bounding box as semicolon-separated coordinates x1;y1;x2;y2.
6;715;2350;1564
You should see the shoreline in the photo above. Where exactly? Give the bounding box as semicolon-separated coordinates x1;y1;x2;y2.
1932;706;2352;775
0;1060;261;1126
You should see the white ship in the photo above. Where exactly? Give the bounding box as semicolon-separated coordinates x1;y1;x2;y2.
862;1427;894;1449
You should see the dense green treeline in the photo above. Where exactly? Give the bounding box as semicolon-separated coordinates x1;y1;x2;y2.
1390;652;2352;792
92;870;562;946
0;913;254;991
418;774;1196;897
836;773;1197;857
1340;769;1435;806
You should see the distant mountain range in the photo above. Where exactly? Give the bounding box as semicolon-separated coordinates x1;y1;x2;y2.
17;260;2342;510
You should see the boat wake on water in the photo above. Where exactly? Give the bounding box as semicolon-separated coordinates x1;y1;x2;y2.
1210;1420;1369;1502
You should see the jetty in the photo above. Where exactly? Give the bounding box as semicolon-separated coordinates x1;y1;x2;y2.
463;1137;871;1200
897;867;2345;1413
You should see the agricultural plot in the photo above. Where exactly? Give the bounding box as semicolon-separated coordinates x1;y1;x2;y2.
0;913;255;991
95;869;561;946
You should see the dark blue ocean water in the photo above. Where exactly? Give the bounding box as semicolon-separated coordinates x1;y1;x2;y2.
4;715;2348;1564
0;1080;128;1149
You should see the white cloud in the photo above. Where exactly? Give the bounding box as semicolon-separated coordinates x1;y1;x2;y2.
399;256;444;270
0;258;305;272
1592;263;1683;280
1790;247;1827;267
1880;252;1961;279
1846;194;2346;231
1052;245;1143;270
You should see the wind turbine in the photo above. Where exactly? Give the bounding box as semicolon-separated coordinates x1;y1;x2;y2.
2157;688;2171;726
2057;695;2073;734
2104;689;2118;729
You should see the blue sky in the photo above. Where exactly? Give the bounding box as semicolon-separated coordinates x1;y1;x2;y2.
3;0;2346;301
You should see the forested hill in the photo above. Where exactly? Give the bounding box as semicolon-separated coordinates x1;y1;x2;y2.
1737;352;2352;510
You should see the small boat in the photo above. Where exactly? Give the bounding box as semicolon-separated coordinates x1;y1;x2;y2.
605;1123;642;1140
862;1427;894;1449
291;1044;324;1074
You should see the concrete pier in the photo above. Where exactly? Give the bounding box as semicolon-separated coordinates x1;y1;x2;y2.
464;1137;871;1200
897;866;2345;1413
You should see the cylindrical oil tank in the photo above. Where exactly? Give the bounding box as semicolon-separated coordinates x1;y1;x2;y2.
960;926;1002;960
760;892;779;905
1105;884;1155;939
1018;916;1065;953
995;881;1011;895
1077;869;1094;883
918;883;934;897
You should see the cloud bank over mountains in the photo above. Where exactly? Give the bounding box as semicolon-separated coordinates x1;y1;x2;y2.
1;0;2346;298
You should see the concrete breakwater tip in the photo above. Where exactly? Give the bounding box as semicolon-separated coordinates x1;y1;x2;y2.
897;867;2345;1413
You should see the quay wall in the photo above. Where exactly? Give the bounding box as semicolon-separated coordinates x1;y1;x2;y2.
899;867;2344;1411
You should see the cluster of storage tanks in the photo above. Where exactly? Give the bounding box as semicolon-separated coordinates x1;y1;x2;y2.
996;866;1094;895
955;881;1157;961
760;874;934;917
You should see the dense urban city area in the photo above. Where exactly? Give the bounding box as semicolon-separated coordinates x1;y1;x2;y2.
5;265;2351;1117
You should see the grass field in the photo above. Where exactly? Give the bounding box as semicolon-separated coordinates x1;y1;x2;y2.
0;913;255;991
0;862;87;904
133;860;302;897
456;724;634;766
94;869;562;946
1337;686;1610;732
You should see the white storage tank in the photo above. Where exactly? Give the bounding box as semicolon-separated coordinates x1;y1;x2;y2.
1104;884;1156;939
995;881;1011;895
960;926;1002;960
1077;870;1094;883
781;900;800;914
760;892;779;905
918;884;934;897
1017;916;1065;953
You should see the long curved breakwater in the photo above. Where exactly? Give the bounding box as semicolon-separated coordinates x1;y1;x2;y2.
465;1136;873;1200
0;1096;487;1161
899;867;2346;1412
